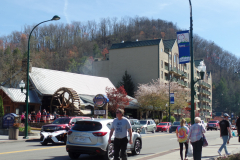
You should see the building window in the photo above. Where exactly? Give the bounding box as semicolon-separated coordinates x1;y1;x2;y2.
161;60;163;68
161;71;163;79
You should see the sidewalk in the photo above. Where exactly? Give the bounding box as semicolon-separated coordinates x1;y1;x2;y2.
0;130;40;143
136;136;240;160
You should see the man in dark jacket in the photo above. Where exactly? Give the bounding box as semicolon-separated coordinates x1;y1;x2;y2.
236;116;240;142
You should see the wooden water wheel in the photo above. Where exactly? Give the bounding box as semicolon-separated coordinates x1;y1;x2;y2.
50;87;81;116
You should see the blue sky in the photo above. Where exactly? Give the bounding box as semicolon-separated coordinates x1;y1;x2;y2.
0;0;239;56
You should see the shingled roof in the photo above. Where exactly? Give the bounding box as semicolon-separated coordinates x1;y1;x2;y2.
163;39;176;50
110;39;161;50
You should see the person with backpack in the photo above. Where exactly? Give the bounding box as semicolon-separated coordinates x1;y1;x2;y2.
218;113;232;156
176;118;189;160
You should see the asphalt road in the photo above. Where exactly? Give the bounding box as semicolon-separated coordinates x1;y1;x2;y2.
0;130;221;160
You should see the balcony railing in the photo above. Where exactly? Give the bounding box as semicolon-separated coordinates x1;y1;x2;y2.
165;65;169;71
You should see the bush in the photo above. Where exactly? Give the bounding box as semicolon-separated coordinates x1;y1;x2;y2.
185;118;191;123
19;126;31;133
0;96;4;117
162;116;175;123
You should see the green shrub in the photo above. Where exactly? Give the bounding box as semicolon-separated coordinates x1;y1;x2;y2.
19;126;31;133
162;116;175;123
185;118;191;123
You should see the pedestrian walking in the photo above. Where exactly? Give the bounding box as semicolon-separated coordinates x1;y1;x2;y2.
37;110;41;123
21;112;25;123
31;111;36;123
108;108;133;160
236;116;240;142
187;117;206;160
218;113;232;156
42;109;47;123
46;111;50;123
176;118;189;160
53;111;58;120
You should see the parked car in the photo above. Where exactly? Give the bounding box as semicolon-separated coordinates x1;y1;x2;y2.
169;121;189;133
132;119;157;133
156;122;171;132
231;125;237;130
130;119;141;133
207;120;220;131
66;119;142;160
40;116;91;145
169;121;180;133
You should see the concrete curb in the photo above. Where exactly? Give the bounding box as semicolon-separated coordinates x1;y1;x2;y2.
0;138;40;144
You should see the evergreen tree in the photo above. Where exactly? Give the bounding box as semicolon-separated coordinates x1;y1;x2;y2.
117;71;135;97
0;95;4;117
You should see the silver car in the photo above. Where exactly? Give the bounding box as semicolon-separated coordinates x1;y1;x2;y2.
132;119;157;133
66;119;142;160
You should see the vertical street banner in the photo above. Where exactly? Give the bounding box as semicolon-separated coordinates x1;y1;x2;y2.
176;30;190;64
170;93;174;104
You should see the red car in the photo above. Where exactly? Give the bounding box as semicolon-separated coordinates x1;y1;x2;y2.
207;120;220;131
40;116;91;145
156;122;171;132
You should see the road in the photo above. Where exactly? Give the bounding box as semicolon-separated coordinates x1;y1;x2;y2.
0;130;221;160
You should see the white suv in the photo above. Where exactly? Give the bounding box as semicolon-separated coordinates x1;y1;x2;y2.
66;119;142;160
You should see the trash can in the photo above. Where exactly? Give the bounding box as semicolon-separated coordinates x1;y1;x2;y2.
9;127;19;140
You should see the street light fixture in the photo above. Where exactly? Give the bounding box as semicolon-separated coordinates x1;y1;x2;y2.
23;15;60;139
19;80;25;93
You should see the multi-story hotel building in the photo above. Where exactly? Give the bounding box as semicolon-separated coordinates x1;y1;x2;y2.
93;39;212;121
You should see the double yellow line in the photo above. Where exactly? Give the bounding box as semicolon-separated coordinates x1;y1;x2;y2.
0;146;64;155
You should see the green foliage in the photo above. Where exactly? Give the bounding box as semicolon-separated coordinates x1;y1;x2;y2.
117;71;135;97
0;96;4;117
162;116;175;123
185;118;191;123
19;126;31;133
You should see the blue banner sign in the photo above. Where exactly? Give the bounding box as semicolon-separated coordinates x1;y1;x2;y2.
170;93;174;104
177;30;190;64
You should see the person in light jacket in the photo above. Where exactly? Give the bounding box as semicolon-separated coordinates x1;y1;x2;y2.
187;117;206;160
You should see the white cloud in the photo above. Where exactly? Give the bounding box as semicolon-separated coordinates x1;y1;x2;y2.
64;0;70;24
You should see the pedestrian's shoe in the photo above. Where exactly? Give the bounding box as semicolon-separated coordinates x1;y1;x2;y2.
217;150;222;156
226;153;231;156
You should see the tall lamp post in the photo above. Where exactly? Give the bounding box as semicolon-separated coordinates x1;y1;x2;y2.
20;15;60;139
189;0;196;125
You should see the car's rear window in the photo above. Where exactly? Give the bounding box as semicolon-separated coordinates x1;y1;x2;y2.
72;121;102;131
209;121;218;123
52;118;70;124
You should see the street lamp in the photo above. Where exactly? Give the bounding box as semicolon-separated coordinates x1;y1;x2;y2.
19;80;25;93
23;15;60;139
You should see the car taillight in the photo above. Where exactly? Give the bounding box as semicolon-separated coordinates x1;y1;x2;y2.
68;131;72;135
92;132;107;137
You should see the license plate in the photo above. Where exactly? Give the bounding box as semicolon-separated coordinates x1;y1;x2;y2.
75;137;91;143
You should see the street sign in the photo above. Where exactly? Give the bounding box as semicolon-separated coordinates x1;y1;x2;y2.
94;110;106;115
170;93;174;104
93;94;109;107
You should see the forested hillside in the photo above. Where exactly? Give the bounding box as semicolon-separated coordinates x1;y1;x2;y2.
0;16;239;114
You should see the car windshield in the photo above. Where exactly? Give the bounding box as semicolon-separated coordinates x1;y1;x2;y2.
158;123;167;125
131;120;139;125
139;120;147;125
173;122;180;125
209;121;218;123
52;118;70;124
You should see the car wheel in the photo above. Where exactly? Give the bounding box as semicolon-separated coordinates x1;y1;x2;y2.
152;128;155;133
41;142;47;145
104;143;114;160
169;129;172;133
68;152;81;159
132;139;141;155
